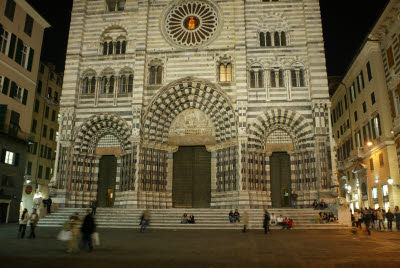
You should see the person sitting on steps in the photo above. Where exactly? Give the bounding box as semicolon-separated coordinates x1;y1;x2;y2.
233;209;240;222
181;213;189;224
229;210;234;223
312;200;319;210
319;199;327;210
188;213;195;224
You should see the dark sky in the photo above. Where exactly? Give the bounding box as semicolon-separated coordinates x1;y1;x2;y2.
27;0;389;76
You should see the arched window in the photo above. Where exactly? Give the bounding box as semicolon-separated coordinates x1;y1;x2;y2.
90;77;96;93
103;42;108;55
219;64;232;82
279;69;284;87
270;68;285;88
156;66;163;84
270;70;276;88
274;32;280;46
116;41;121;54
120;75;126;93
82;77;89;94
260;32;265;47
291;67;306;88
266;32;272;46
121;40;127;54
109;76;115;93
281;32;287;46
108;41;113;55
128;74;133;92
107;0;126;12
291;70;297;87
249;65;264;88
149;66;156;85
101;76;108;93
299;69;305;87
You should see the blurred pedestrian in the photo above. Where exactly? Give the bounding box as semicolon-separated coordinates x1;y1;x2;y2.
80;209;96;252
263;209;270;234
291;191;298;208
242;211;249;233
394;206;400;230
377;208;385;230
140;210;150;232
363;209;371;235
65;213;81;254
46;197;52;214
18;208;29;239
91;199;97;216
29;208;39;239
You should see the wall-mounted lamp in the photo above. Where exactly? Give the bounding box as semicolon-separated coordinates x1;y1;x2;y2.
367;141;373;146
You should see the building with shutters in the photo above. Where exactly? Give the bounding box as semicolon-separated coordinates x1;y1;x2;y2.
0;0;49;223
52;0;337;210
21;62;63;215
330;0;400;213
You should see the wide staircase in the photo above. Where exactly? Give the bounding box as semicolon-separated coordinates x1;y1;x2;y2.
38;208;349;230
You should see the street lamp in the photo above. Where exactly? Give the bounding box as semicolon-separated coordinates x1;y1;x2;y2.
367;141;373;146
388;178;394;185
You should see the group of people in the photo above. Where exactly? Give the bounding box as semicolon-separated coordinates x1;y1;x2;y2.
63;209;97;254
228;209;241;223
318;212;337;223
351;206;400;233
263;211;293;233
18;208;40;239
181;213;195;224
312;199;327;210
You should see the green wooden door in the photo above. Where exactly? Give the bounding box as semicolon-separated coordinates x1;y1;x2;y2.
173;146;211;208
97;155;117;207
270;152;291;207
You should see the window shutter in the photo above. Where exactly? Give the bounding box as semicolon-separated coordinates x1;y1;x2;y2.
22;89;28;105
2;77;10;95
15;38;23;64
377;114;382;136
0;23;4;35
388;91;396;119
14;153;19;166
27;48;34;71
0;149;6;162
9;81;17;98
8;33;16;59
371;119;376;139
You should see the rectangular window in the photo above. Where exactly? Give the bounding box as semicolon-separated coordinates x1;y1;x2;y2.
371;92;375;105
45;167;51;179
47;87;52;98
21;44;28;67
24;14;34;36
360;71;365;89
370;158;374;171
38;165;43;179
382;184;389;196
372;187;378;199
43;125;47;138
344;95;348;110
350;84;356;102
387;46;395;68
52;110;56;121
47;147;51;160
379;153;384;167
54;91;59;102
40;145;44;158
366;62;372;81
0;29;9;54
34;99;39;113
37;80;42;94
362;102;367;113
49;128;54;140
4;0;16;21
4;150;14;165
9;110;19;136
31;119;37;133
357;76;361;93
354;111;358;122
26;161;32;175
45;106;49;118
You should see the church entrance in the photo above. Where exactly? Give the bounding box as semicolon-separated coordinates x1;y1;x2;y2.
172;146;211;208
270;152;291;207
97;155;117;207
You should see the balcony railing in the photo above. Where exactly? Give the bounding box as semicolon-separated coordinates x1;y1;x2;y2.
0;123;34;143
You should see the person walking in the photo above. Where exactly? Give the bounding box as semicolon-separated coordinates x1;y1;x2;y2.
394;206;400;230
263;209;270;234
291;191;298;208
140;210;150;232
80;209;96;252
377;208;385;230
18;208;29;239
91;199;97;216
385;209;394;231
65;213;81;254
46;197;52;214
363;209;371;235
29;208;39;239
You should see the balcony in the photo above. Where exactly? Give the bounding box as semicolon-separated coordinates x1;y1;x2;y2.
0;123;34;143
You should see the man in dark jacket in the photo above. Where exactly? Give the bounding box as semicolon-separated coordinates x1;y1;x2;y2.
80;209;96;252
385;209;394;230
263;209;271;234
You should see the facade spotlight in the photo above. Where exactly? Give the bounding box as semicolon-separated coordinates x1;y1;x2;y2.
367;141;373;146
375;179;379;184
388;178;394;185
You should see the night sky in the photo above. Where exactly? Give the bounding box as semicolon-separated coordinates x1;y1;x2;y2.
27;0;389;76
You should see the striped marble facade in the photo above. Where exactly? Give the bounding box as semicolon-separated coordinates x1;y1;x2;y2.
53;0;336;209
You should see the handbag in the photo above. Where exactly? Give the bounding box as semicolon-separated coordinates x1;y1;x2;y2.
57;230;72;241
92;232;100;246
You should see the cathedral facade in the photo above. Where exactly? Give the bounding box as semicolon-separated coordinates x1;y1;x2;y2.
53;0;337;209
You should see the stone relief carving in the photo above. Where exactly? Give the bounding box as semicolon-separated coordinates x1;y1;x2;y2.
169;108;215;137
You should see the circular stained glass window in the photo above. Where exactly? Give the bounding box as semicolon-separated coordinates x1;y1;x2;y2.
164;1;220;47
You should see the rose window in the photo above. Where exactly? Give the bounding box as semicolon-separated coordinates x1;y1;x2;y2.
164;1;219;47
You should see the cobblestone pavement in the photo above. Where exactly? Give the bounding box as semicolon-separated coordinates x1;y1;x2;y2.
1;224;400;268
